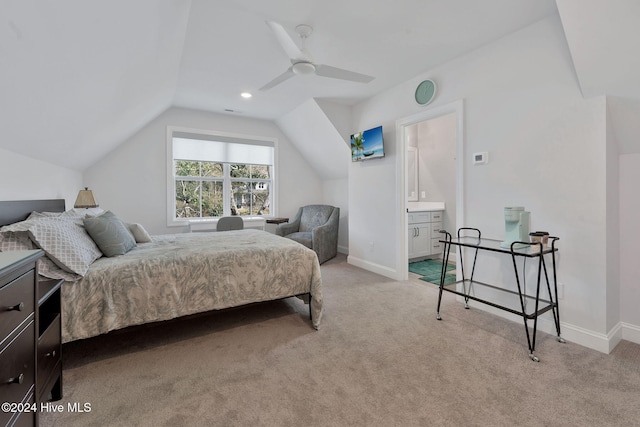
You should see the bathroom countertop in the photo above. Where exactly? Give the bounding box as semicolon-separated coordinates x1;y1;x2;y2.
407;202;445;212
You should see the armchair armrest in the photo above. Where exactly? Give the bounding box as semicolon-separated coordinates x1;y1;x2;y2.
275;208;303;236
276;221;299;236
311;207;340;264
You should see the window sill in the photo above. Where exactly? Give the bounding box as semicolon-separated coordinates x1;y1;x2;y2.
187;217;266;232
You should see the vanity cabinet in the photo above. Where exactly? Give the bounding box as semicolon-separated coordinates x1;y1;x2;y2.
408;211;444;259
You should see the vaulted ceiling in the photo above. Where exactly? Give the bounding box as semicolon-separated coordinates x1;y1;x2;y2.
1;0;638;172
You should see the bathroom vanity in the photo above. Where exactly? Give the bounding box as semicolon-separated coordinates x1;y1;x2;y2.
407;202;445;260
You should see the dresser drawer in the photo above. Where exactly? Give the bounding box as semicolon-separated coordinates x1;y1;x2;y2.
408;211;431;224
0;321;35;410
430;221;443;235
431;211;443;222
9;404;36;427
0;270;35;347
3;392;35;427
431;239;444;254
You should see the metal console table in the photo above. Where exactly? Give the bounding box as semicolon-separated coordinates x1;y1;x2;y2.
436;227;564;361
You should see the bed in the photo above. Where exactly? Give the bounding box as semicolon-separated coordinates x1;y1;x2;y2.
0;199;323;343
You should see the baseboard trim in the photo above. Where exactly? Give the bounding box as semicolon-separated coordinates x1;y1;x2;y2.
347;255;399;280
462;300;626;354
337;244;348;255
621;322;640;345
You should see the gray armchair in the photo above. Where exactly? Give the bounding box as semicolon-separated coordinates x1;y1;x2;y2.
276;205;340;264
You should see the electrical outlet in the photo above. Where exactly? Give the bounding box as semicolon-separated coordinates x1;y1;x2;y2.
369;241;374;252
421;191;426;198
557;283;564;299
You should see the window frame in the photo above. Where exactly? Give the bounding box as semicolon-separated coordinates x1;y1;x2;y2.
166;126;278;227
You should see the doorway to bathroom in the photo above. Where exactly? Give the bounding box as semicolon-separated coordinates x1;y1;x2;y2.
397;100;464;281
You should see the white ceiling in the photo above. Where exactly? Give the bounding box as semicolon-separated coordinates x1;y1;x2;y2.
174;0;557;120
2;0;639;171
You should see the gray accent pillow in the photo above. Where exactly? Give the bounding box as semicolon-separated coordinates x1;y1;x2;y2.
83;211;136;257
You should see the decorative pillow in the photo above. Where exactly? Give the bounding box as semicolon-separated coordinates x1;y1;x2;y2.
0;230;35;251
83;211;136;257
127;223;152;243
38;256;82;281
27;211;63;219
0;230;80;281
1;219;37;233
27;219;102;276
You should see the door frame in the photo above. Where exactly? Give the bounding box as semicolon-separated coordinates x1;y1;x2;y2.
395;99;465;280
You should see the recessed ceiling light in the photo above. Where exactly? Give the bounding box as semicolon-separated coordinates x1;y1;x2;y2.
240;92;252;99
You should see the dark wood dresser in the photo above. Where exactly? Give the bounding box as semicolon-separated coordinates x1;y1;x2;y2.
1;250;42;427
1;250;64;427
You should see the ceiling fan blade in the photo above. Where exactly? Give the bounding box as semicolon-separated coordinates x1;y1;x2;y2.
266;21;304;60
315;64;375;83
259;69;295;91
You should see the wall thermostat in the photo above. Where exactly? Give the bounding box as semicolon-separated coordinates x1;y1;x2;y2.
473;152;488;165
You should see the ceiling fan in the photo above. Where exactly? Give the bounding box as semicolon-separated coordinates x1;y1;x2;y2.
260;21;375;91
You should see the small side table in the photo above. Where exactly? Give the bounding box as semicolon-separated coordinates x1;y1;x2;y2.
266;218;289;225
265;218;289;234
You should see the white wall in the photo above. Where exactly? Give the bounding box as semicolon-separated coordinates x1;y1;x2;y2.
605;105;620;343
0;147;82;208
619;152;640;343
349;15;618;351
315;100;353;255
323;179;349;254
276;99;349;180
84;107;323;235
416;113;457;232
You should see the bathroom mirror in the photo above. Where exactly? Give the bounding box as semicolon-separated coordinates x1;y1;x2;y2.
407;146;418;201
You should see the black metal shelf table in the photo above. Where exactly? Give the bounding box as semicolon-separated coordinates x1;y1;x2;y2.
436;227;564;362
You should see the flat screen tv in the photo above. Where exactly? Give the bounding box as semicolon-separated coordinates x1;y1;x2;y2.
351;125;384;162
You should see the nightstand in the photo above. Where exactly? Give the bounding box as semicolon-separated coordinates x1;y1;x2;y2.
37;278;63;402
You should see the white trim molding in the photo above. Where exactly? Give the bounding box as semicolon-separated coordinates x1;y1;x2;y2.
347;255;399;280
396;100;464;281
463;300;640;354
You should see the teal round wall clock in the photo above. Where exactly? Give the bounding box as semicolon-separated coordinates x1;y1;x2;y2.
415;79;436;105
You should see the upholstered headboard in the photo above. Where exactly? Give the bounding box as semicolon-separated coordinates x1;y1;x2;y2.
0;199;66;226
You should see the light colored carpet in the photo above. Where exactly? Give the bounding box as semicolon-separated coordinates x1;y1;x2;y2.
41;254;640;427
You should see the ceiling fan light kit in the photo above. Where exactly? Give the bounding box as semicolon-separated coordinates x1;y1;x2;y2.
260;21;375;91
292;62;316;75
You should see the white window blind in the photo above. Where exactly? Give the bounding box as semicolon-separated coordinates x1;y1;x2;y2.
173;137;274;166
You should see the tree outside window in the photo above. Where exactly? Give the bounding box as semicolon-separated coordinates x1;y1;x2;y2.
230;164;270;215
175;161;270;218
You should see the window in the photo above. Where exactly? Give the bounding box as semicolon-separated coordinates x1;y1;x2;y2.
167;127;276;225
175;161;224;218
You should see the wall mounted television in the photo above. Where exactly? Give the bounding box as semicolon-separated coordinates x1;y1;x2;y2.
350;125;384;162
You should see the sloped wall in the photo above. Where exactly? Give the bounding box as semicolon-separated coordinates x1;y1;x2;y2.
0;147;82;208
84;107;323;235
277;98;351;253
